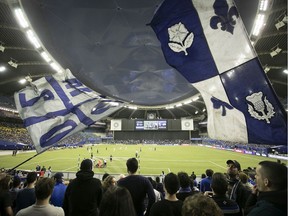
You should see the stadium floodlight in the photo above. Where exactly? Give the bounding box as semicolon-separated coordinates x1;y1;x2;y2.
0;43;5;52
18;78;27;84
166;106;174;109
275;20;285;30
275;14;287;30
25;76;32;83
50;62;63;73
264;66;270;73
127;106;137;110
14;8;29;28
26;29;41;49
8;59;18;68
259;0;269;11
0;66;6;72
40;51;51;62
270;46;282;57
251;14;265;36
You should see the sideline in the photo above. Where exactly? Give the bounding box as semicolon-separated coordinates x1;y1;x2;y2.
0;150;36;156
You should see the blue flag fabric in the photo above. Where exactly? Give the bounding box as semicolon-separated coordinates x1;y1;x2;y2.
150;0;287;145
14;69;124;153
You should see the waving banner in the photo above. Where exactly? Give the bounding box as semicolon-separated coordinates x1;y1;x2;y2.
150;0;287;145
15;69;123;153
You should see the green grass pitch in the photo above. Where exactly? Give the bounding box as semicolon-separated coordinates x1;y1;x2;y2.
0;144;281;176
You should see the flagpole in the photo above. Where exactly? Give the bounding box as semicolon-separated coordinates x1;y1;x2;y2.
7;147;51;173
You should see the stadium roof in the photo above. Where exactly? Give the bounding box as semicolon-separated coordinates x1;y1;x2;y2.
0;0;287;120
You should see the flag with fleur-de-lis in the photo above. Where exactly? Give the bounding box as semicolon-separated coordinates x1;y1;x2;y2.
150;0;287;145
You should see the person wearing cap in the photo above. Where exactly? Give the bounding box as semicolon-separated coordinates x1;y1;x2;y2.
50;172;67;207
63;159;102;216
245;161;287;216
226;160;251;211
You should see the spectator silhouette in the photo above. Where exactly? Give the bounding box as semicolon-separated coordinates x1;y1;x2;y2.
155;176;165;198
0;173;13;216
190;171;197;188
102;173;110;182
209;172;241;216
117;158;155;216
102;175;116;193
15;177;64;216
197;173;206;189
226;160;251;210
176;171;198;201
9;175;21;214
245;161;287;216
99;186;136;216
50;172;67;207
150;172;183;216
182;193;223;216
200;169;214;192
147;177;162;202
239;172;253;192
15;172;37;214
63;159;102;216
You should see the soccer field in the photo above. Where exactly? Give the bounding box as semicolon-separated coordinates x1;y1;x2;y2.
0;144;281;176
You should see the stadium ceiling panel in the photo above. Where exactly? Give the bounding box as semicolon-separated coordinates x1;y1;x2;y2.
0;0;286;120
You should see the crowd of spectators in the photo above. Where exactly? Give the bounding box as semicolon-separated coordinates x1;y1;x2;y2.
0;110;19;119
107;139;193;145
0;122;105;150
0;123;32;145
0;119;286;157
0;158;286;216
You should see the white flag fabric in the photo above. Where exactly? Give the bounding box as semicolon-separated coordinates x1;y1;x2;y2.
111;119;122;131
14;69;124;153
150;0;287;145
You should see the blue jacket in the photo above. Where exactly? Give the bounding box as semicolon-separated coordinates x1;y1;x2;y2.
50;182;67;207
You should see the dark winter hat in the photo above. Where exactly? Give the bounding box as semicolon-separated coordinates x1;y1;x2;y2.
226;160;241;171
80;159;93;171
53;172;64;182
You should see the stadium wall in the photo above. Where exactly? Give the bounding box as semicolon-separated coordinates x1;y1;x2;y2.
114;131;189;140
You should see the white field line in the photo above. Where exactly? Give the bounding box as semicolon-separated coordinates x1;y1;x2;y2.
217;150;265;162
209;161;226;170
63;166;79;171
168;168;171;172
140;158;211;162
24;158;59;167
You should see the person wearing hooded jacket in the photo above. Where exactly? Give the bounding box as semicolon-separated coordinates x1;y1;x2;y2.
63;159;102;216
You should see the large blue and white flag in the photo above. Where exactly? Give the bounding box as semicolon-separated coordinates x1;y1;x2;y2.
150;0;287;145
14;69;124;153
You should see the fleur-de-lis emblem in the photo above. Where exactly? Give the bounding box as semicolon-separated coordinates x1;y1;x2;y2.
168;22;194;55
246;92;275;124
210;0;239;34
211;96;233;116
